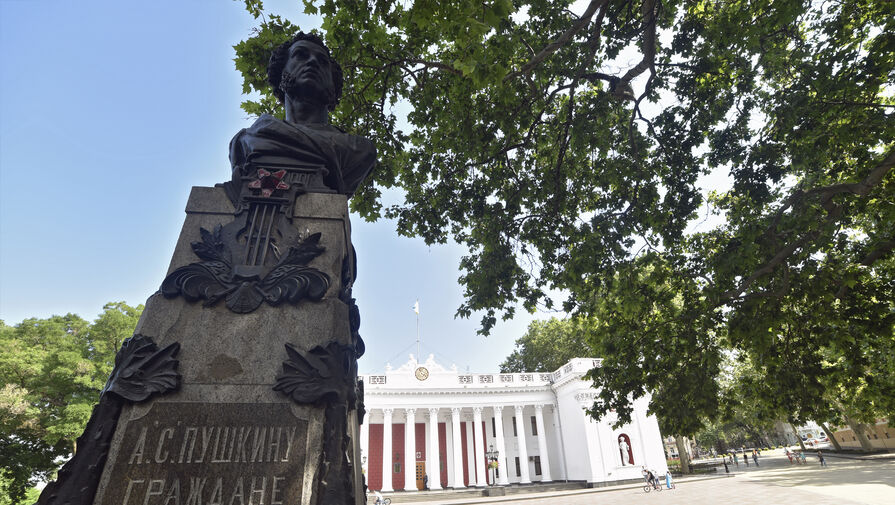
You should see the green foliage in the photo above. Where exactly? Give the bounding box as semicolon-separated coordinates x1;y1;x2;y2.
693;356;781;452
0;481;38;505
234;0;894;436
0;303;142;504
499;317;595;373
583;252;723;436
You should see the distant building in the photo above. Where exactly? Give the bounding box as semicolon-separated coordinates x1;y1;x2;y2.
832;420;894;450
359;355;668;491
772;421;801;445
796;421;823;441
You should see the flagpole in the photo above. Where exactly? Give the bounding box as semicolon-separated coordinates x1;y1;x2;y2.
416;303;420;364
413;299;421;365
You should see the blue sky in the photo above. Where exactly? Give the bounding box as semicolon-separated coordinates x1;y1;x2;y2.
0;0;543;374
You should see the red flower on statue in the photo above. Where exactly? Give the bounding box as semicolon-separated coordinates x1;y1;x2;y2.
248;169;290;197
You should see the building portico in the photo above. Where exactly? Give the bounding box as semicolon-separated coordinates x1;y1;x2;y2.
360;356;667;491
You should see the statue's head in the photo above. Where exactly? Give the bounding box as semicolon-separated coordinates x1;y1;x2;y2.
268;32;343;111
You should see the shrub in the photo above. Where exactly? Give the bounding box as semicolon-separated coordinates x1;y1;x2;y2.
666;459;681;473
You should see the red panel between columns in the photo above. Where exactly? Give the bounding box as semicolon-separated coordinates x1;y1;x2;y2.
481;421;489;485
368;424;383;491
393;424;405;490
415;422;426;461
415;422;426;489
460;423;469;486
438;422;448;487
462;421;469;487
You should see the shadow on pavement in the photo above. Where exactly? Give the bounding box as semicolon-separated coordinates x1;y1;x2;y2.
744;457;895;489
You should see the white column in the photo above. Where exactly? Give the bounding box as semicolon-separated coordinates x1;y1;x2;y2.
551;406;567;480
472;406;487;486
633;398;648;466
492;406;509;485
360;420;370;478
382;409;394;491
592;416;608;482
444;415;454;488
534;405;552;482
464;419;475;485
514;405;531;484
428;408;443;490
404;408;417;491
581;400;608;484
450;408;465;488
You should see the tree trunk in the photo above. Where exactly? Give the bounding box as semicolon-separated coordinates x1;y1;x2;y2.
790;424;807;451
818;422;842;451
845;417;874;452
675;436;691;474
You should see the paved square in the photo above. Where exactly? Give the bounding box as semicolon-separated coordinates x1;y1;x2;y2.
397;449;894;505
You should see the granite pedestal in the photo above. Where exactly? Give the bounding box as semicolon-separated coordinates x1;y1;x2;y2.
91;186;364;505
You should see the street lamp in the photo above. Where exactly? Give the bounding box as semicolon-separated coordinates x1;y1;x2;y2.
485;444;499;486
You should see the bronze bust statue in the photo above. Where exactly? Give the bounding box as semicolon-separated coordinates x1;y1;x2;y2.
163;33;376;314
229;32;376;197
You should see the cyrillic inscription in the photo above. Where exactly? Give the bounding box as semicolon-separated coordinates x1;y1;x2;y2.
98;403;311;505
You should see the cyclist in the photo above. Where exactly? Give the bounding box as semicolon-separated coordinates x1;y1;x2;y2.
373;490;389;505
642;468;660;490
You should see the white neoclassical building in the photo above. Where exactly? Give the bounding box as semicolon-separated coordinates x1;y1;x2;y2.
359;355;668;492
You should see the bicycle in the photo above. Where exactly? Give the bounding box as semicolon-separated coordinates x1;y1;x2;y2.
373;498;391;505
642;480;662;493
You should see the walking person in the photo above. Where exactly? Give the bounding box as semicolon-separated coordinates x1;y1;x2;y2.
818;450;827;467
743;451;749;467
752;450;759;466
733;453;739;467
800;451;807;464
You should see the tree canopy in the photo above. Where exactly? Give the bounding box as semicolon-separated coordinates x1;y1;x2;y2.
0;303;142;504
499;317;595;373
234;0;893;434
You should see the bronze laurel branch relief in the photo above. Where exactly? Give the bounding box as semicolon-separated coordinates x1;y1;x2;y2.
275;342;359;505
160;221;330;314
36;335;181;505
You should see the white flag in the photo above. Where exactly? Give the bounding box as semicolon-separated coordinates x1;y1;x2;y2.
413;300;419;314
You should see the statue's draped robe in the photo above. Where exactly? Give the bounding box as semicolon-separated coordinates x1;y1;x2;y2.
230;114;376;196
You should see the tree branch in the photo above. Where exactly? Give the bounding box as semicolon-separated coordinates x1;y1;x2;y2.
407;59;463;76
769;149;895;231
835;237;895;299
504;0;610;81
629;68;656;149
721;149;895;302
550;4;607;211
618;0;657;87
817;100;895;109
